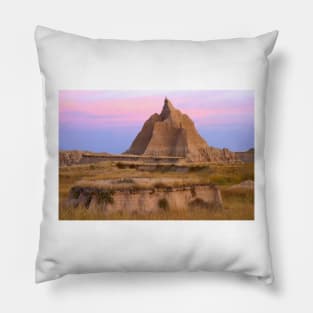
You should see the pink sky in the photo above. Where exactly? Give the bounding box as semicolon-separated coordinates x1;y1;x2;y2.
59;90;254;153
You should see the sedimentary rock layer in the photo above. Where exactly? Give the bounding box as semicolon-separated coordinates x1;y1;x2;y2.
67;183;223;214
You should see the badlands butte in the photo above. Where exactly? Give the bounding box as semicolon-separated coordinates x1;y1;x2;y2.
59;98;254;220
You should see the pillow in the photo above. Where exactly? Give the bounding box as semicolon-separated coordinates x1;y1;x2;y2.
35;26;278;283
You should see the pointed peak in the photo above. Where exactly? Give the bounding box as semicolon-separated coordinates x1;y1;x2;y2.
164;97;174;109
161;97;176;118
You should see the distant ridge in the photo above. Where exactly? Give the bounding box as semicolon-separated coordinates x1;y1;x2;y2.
125;98;237;162
235;148;254;163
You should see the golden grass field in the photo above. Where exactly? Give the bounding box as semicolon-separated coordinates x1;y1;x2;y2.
59;160;254;220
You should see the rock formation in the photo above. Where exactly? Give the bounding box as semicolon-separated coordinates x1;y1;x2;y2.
67;179;223;214
125;98;236;162
229;180;254;190
59;150;83;166
235;148;254;163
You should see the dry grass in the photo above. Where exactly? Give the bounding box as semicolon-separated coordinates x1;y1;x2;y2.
73;176;213;191
59;160;254;220
59;204;253;220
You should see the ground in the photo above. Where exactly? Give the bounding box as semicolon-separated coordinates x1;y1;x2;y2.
59;160;254;220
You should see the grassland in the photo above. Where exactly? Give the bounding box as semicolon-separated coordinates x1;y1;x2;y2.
59;160;254;220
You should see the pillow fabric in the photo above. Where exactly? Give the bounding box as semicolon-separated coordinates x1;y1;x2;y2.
35;26;278;283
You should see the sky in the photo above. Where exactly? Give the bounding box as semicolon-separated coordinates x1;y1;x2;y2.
59;90;254;153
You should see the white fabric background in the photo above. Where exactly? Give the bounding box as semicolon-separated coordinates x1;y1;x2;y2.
0;0;312;312
35;26;276;283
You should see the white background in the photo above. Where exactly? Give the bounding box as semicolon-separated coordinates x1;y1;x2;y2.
0;0;312;312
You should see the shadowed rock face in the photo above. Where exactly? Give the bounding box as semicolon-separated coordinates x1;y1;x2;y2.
125;98;237;162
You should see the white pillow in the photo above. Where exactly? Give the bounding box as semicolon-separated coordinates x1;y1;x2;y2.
35;26;278;283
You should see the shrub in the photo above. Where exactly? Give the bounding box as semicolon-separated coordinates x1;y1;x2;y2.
154;182;167;189
158;198;169;211
116;162;126;169
190;186;196;197
188;165;207;172
97;190;115;205
72;189;81;199
85;194;93;208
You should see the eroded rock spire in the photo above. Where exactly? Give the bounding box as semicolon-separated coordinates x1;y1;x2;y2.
125;98;236;162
